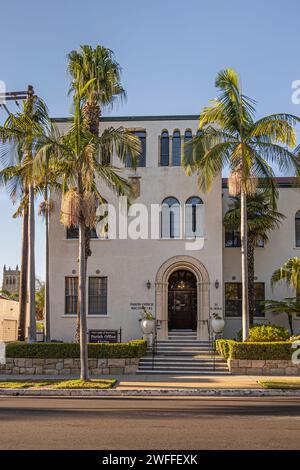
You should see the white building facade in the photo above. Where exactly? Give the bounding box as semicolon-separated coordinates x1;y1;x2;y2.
49;115;300;342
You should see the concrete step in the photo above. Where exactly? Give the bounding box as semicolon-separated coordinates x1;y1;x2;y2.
140;359;225;365
136;370;231;375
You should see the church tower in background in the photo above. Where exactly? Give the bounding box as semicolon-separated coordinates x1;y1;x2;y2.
2;265;20;295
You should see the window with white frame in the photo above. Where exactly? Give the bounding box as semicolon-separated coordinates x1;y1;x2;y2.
185;196;204;238
161;197;180;238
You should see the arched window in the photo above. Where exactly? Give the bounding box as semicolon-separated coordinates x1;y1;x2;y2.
184;129;193;164
185;196;204;238
296;211;300;247
125;131;146;167
161;197;180;239
160;130;169;166
172;130;181;166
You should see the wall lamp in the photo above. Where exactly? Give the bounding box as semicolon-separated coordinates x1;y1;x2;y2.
215;280;220;289
146;280;152;290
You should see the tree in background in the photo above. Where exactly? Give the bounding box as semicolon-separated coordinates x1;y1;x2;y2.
224;190;285;325
0;95;50;342
183;68;300;340
36;76;140;380
67;45;128;341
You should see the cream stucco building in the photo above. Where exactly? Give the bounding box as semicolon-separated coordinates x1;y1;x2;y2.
49;115;300;342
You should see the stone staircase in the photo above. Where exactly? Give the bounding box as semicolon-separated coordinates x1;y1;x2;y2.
137;330;230;375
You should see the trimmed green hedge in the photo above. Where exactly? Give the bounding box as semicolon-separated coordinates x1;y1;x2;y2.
216;339;293;360
6;340;147;359
215;339;236;359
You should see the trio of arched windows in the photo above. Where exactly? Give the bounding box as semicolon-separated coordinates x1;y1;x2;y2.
160;129;194;167
161;196;204;239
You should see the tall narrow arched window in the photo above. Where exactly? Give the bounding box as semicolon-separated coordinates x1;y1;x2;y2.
161;197;180;239
160;131;169;166
125;131;146;167
296;211;300;247
185;196;204;238
184;129;193;162
172;130;181;166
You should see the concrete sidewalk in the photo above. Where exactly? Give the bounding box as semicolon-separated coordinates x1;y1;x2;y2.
0;373;263;389
114;374;261;390
1;374;300;397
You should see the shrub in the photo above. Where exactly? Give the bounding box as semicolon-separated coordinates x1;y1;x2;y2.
6;340;147;359
215;339;235;359
216;339;293;360
236;324;290;342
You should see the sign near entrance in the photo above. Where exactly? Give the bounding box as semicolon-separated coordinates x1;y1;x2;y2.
88;329;121;343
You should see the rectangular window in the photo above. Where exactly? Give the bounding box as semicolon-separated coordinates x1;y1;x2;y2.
225;282;265;317
126;131;146;168
225;230;241;247
88;277;107;315
66;226;98;239
65;277;78;315
225;231;264;248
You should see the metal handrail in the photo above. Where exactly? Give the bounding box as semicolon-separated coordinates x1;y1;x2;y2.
151;321;158;370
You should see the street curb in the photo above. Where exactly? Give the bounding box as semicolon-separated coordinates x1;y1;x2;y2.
1;388;300;397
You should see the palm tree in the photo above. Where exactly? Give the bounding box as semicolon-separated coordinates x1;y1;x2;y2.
0;94;50;343
67;45;128;341
38;176;54;342
263;298;300;335
224;190;285;324
183;68;300;340
271;257;300;299
36;79;140;380
68;45;125;134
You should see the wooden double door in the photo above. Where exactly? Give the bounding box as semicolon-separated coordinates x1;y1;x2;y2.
168;288;197;331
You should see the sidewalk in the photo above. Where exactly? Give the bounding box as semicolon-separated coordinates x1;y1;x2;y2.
1;374;300;397
114;374;261;390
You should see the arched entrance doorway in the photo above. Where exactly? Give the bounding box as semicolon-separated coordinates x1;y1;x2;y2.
168;270;197;330
155;255;210;340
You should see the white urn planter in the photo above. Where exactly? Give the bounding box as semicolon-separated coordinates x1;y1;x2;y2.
140;319;155;335
211;317;225;334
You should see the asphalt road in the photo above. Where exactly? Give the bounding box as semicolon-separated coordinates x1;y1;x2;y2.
0;396;300;450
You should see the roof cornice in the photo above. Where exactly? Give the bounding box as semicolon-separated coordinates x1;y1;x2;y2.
51;114;200;123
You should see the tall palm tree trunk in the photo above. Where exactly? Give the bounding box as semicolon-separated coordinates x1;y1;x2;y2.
241;187;249;341
74;103;100;343
247;239;255;327
28;184;36;343
18;203;29;341
78;218;88;380
44;186;50;342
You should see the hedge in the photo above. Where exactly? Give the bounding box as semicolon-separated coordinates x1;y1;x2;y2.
215;339;236;359
6;340;147;359
216;339;293;360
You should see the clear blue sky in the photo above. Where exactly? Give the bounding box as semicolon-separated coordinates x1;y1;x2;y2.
0;0;299;281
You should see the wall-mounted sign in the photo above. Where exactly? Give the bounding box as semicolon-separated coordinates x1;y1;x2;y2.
130;302;154;311
88;329;121;343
